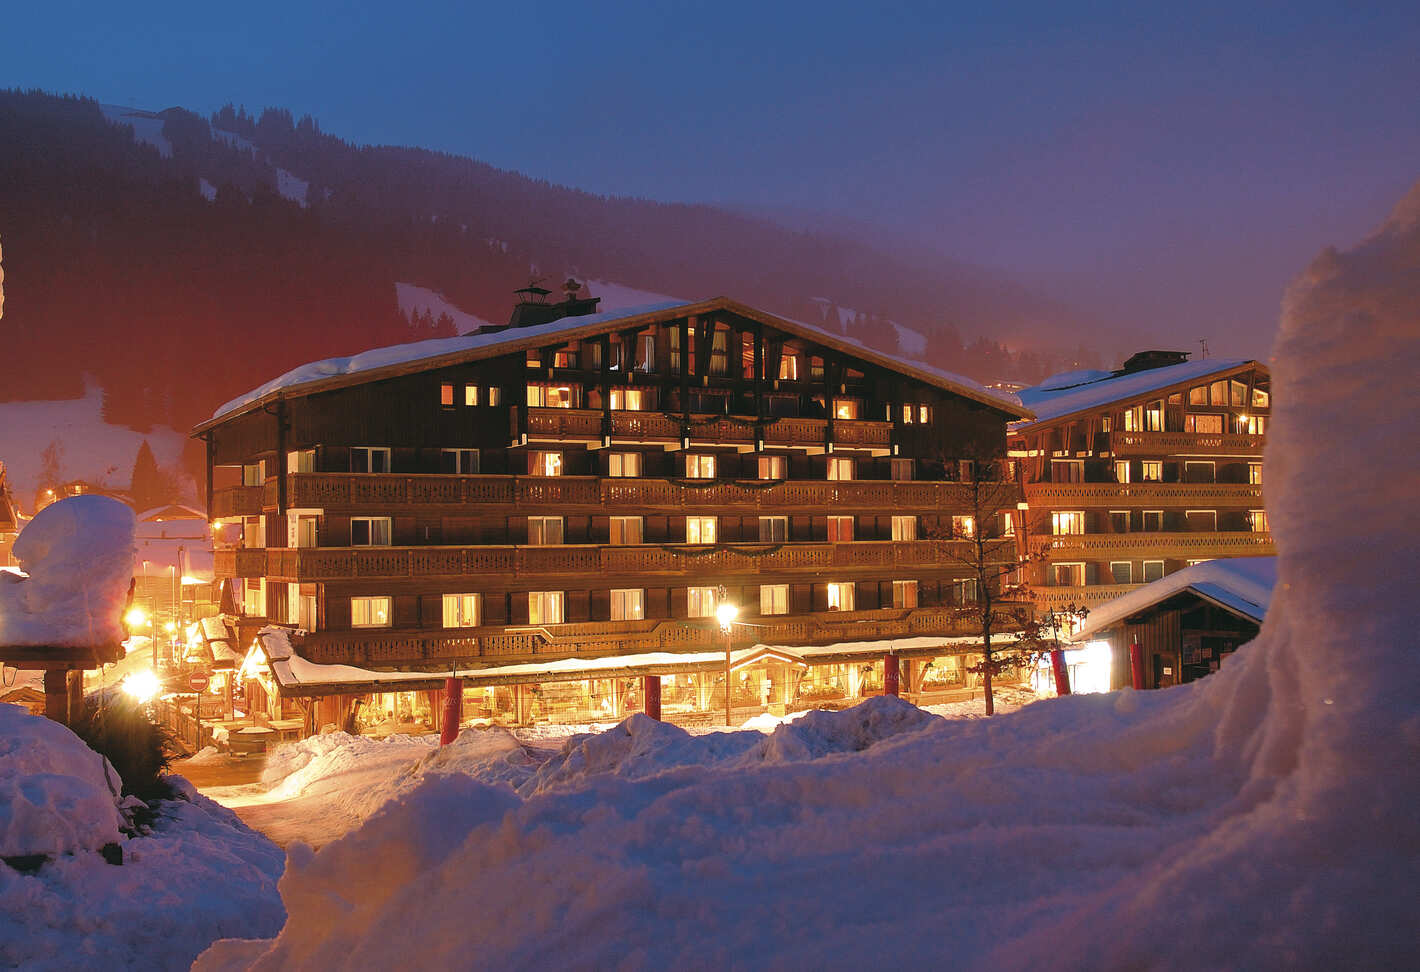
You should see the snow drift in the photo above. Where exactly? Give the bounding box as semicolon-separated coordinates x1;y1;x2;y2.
200;182;1420;970
0;495;134;647
0;706;286;970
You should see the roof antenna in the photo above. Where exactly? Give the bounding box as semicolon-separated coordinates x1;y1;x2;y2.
1197;338;1209;360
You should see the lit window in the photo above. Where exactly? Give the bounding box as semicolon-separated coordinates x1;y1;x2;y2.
1000;511;1015;537
1051;460;1084;483
440;383;454;406
710;327;729;376
758;454;786;480
242;515;265;548
610;589;645;621
244;578;266;617
891;458;914;481
686;516;717;544
891;515;917;541
293;516;317;548
487;387;502;406
685;454;716;479
529;451;563;477
1209;380;1229;406
1143;560;1165;582
1051;512;1084;536
901;404;916;424
350;447;390;473
1140;461;1163;482
687;586;718;618
1249;463;1263;485
1146;401;1163;431
610;516;643;544
1189;386;1208;405
464;385;479;406
892;580;918;609
919;404;931;424
1250;510;1270;533
529;591;564;625
608;452;642;477
1238;414;1266;435
827;515;854;542
526;384;577;408
609;387;650;410
1123;405;1143;432
242;461;265;486
298;593;317;630
1230;380;1248;406
760;584;789;616
1251;387;1270;408
833;398;860;420
442;594;480;628
440;449;480;474
826;582;854;611
528;516;564;545
351;517;392;546
778;353;799;380
351;596;391;627
553;349;577;369
287;449;315;474
827;457;854;481
759;516;789;542
952;515;976;538
1185;414;1224;434
1115;460;1131;483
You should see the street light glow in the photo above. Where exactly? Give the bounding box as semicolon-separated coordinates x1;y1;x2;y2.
124;607;150;629
123;669;160;704
716;601;738;631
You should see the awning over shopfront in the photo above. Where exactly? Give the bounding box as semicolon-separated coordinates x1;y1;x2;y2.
250;627;994;700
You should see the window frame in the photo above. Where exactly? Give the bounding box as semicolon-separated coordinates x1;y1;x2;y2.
351;595;392;628
442;593;481;628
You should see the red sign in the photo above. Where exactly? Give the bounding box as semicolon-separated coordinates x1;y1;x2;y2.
188;671;210;692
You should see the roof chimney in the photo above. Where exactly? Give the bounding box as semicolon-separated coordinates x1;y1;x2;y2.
1118;350;1191;375
504;278;601;329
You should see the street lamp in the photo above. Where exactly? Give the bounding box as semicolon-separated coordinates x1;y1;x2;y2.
717;598;738;727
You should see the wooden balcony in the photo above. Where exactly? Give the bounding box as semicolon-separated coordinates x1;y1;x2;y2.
1028;531;1275;561
1024;481;1265;509
210;485;265;518
519;407;892;451
256;538;990;583
295;604;994;669
1030;584;1140;612
279;472;1005;513
212;547;268;578
1110;431;1264;457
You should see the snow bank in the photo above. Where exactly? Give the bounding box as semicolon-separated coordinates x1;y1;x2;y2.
0;495;134;647
0;703;123;857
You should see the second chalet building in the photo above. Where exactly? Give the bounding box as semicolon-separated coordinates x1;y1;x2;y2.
196;291;1032;734
1009;351;1274;614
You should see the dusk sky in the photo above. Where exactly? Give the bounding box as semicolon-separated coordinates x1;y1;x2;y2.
4;0;1418;359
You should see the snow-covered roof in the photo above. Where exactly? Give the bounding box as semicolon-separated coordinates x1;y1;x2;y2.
1072;556;1276;641
255;626;991;695
198;297;1029;430
1014;357;1257;427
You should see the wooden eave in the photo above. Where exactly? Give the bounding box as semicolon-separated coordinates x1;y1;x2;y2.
192;297;1032;437
1009;359;1269;437
1119;587;1264;628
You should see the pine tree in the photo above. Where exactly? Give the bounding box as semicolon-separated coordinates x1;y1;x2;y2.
129;440;171;512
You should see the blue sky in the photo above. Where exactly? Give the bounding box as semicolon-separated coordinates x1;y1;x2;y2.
4;0;1418;357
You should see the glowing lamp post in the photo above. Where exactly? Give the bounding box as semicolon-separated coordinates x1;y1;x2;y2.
717;599;738;727
125;606;153;668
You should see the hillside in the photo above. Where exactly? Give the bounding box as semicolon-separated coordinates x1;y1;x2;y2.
0;89;1101;498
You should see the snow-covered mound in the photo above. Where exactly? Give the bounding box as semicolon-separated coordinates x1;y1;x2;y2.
0;705;286;970
0;703;124;858
200;180;1420;970
0;495;134;647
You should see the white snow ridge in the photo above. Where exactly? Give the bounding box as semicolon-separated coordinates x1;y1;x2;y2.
197;183;1420;970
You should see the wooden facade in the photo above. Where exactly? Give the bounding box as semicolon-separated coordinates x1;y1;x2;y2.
197;296;1030;720
1008;356;1275;611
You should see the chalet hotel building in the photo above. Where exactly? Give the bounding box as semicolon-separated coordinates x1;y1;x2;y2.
1008;351;1274;615
198;289;1033;733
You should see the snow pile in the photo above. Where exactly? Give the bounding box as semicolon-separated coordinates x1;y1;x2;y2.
0;707;285;970
0;495;134;647
203;181;1420;969
0;703;123;857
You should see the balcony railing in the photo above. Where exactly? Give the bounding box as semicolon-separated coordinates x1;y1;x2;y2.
210;485;265;518
253;538;992;582
1030;584;1140;611
212;547;268;578
1028;531;1274;561
277;472;1006;513
295;604;995;668
1024;481;1265;509
519;407;893;450
1110;431;1265;457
